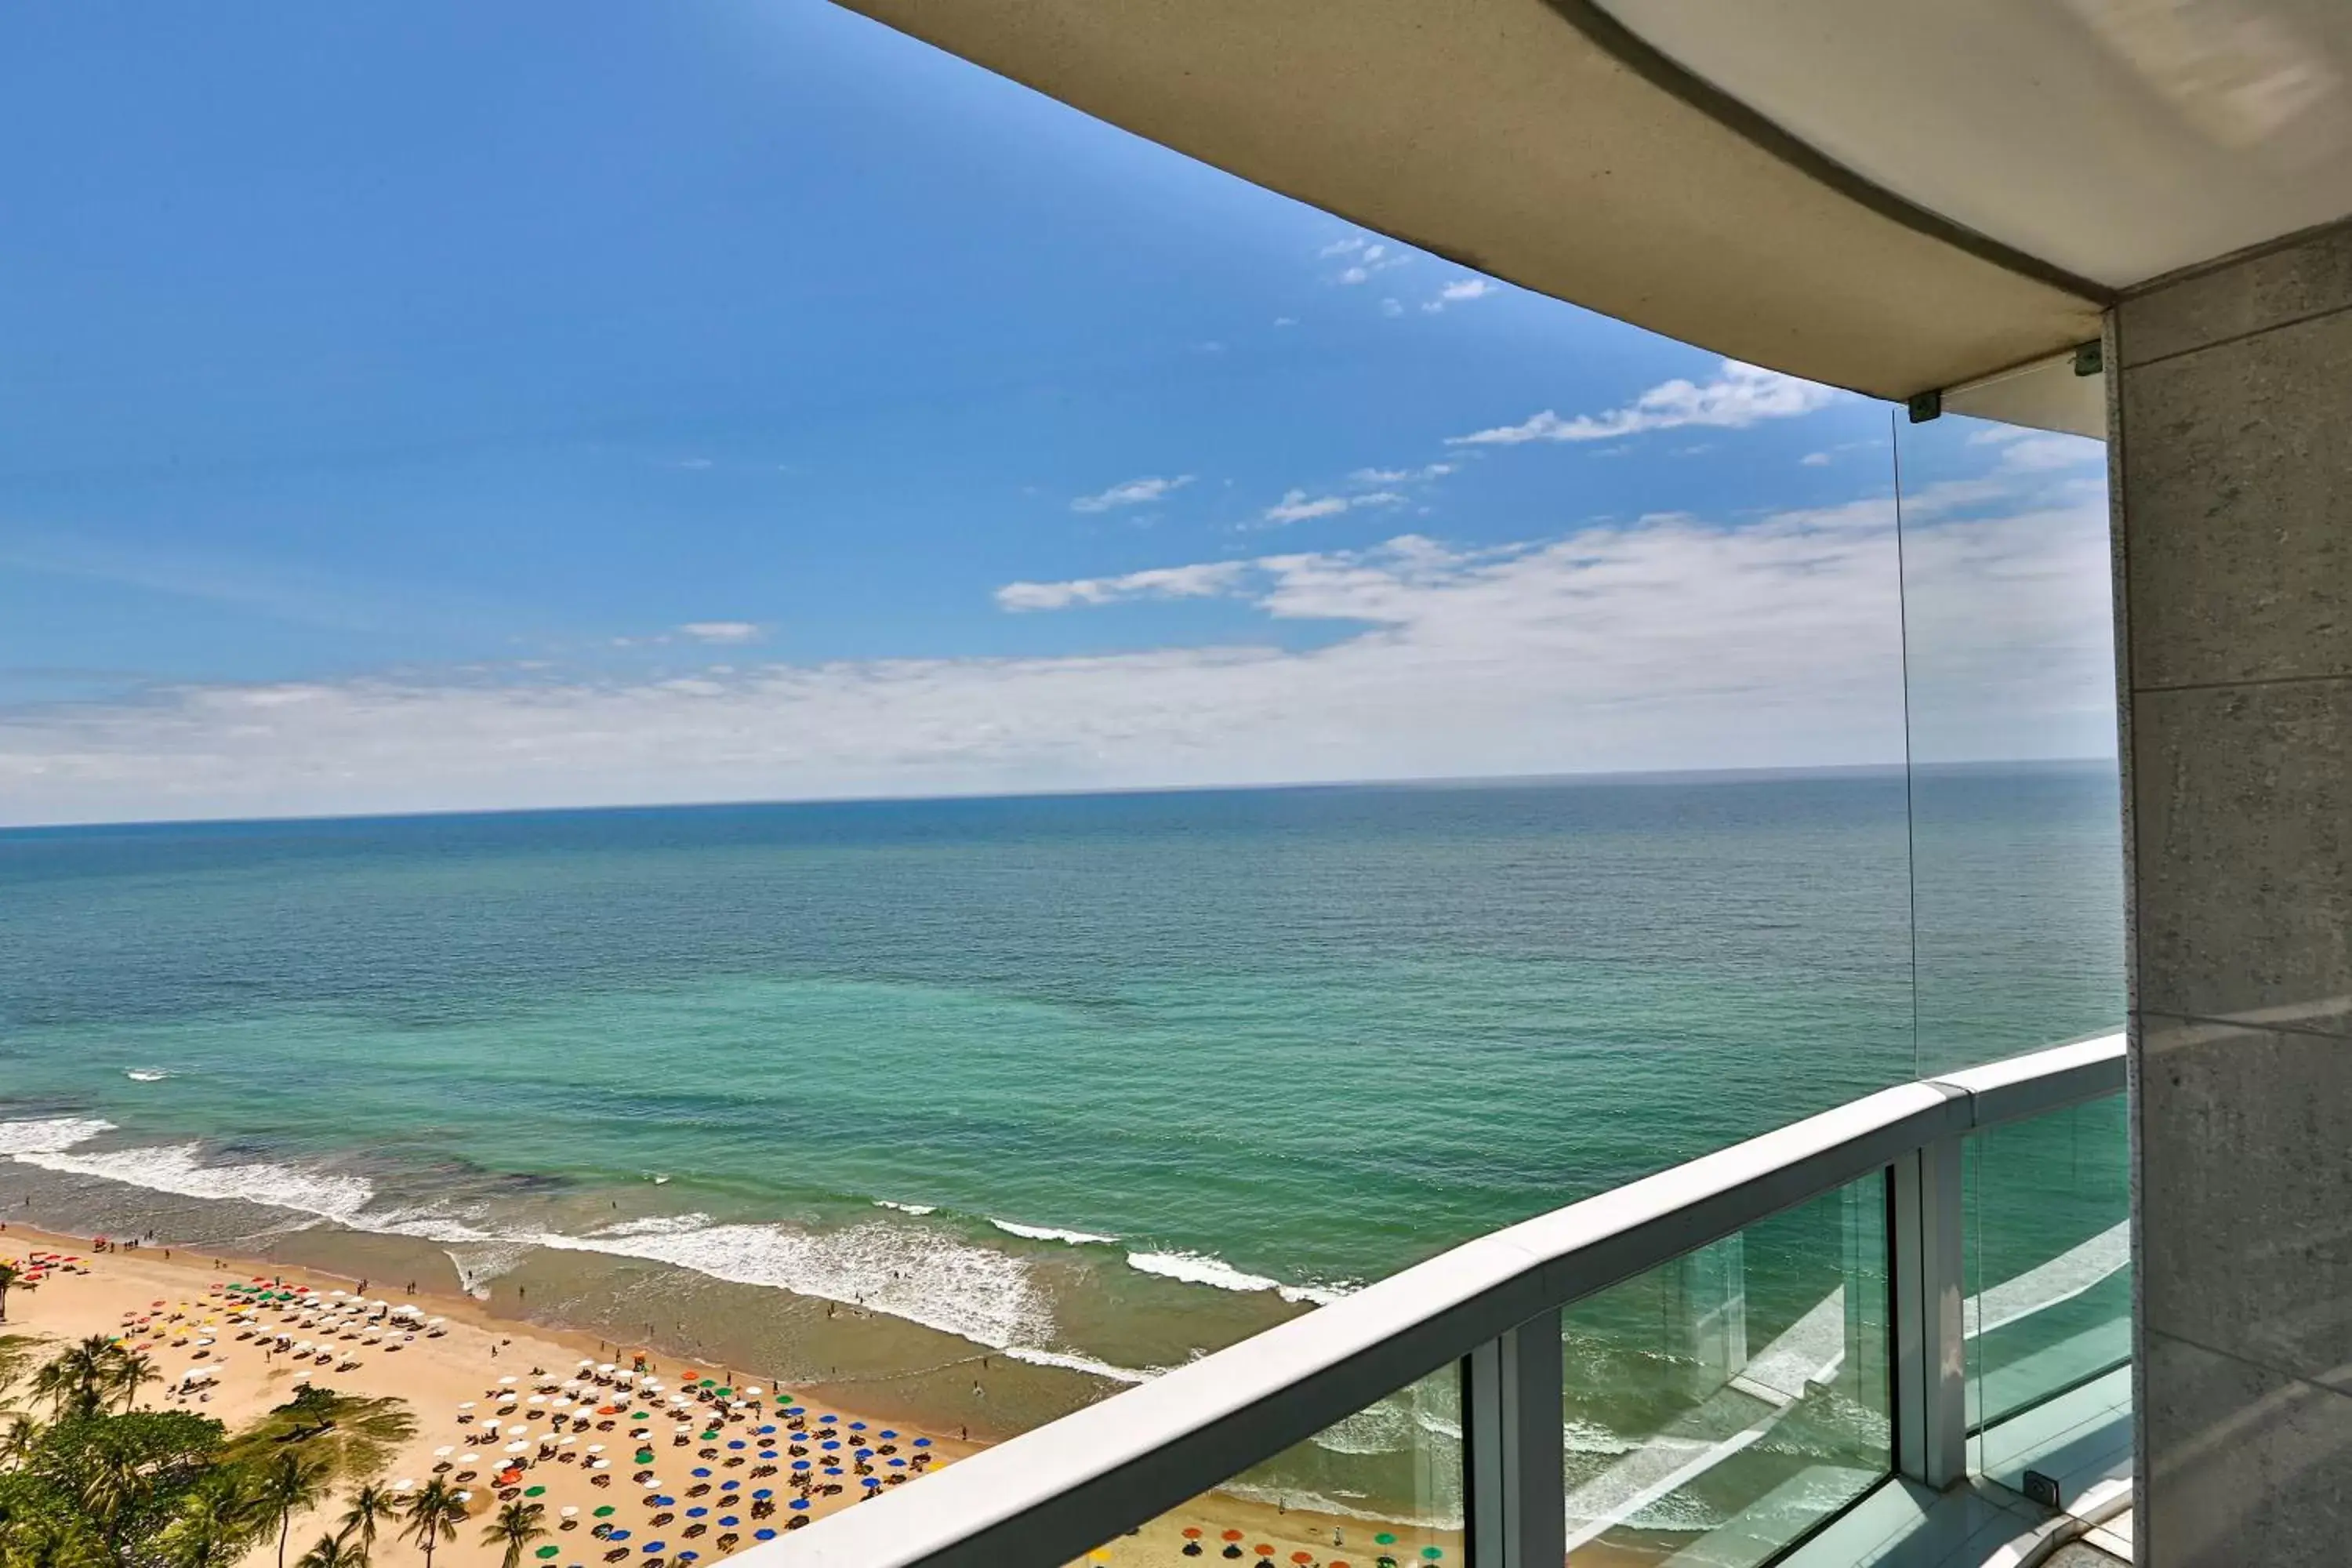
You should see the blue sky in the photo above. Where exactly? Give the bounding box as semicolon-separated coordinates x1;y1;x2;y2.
0;2;2112;824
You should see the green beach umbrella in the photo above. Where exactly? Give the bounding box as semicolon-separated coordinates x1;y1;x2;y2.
1374;1537;1396;1547
1421;1550;1443;1562
535;1549;559;1559
524;1486;546;1497
593;1508;616;1519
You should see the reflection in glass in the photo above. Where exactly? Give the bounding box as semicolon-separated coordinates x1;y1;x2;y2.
1892;407;2125;1080
1966;1098;2132;1497
1094;1367;1461;1568
1563;1178;1889;1564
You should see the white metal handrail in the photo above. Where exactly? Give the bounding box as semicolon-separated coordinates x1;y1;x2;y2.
770;1033;2125;1567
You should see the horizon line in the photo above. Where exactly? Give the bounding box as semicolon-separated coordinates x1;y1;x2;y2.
0;755;2120;837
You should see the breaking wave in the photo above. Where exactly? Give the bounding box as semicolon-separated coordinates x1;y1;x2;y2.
989;1218;1119;1246
0;1116;116;1156
13;1141;374;1225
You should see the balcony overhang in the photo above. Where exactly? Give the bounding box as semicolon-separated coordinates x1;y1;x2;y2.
830;0;2352;408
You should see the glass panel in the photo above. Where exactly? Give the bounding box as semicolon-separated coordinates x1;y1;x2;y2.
1965;1098;2132;1499
1098;1367;1462;1568
1564;1176;1889;1564
1889;405;2125;1080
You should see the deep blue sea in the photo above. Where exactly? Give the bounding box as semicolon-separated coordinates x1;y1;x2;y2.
0;765;2125;1493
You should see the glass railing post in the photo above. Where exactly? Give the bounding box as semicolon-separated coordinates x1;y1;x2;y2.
1465;1310;1564;1568
1891;1138;1968;1489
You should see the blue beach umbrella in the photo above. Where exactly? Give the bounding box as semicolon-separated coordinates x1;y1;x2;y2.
848;1421;865;1432
750;1490;771;1501
757;1450;777;1461
651;1497;674;1508
860;1479;880;1490
677;1555;697;1565
727;1441;744;1450
720;1481;739;1492
886;1459;904;1468
684;1509;706;1519
911;1439;931;1449
641;1544;664;1555
820;1441;839;1452
607;1531;630;1543
790;1461;809;1472
690;1468;710;1478
878;1431;897;1440
757;1426;776;1436
788;1501;809;1512
753;1530;776;1542
817;1416;837;1425
782;1407;804;1417
822;1468;842;1477
718;1517;738;1528
853;1449;872;1461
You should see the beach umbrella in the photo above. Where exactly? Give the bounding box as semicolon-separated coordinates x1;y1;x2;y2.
788;1501;809;1513
524;1486;546;1497
650;1497;675;1508
717;1518;738;1529
822;1468;841;1478
789;1460;811;1472
886;1460;904;1468
718;1482;738;1494
753;1531;775;1542
535;1550;559;1560
685;1509;706;1519
818;1415;837;1425
782;1407;804;1417
860;1479;880;1490
877;1430;897;1440
750;1490;771;1501
561;1508;579;1519
506;1442;529;1454
820;1441;839;1452
641;1546;662;1556
848;1422;866;1432
500;1376;520;1385
606;1531;630;1543
690;1468;710;1479
726;1441;744;1450
757;1425;776;1436
912;1439;931;1449
433;1446;456;1459
677;1555;697;1564
757;1450;777;1461
593;1508;616;1519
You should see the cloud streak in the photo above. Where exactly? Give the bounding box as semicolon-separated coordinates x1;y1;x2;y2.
1;463;2115;826
1450;360;1838;446
1070;474;1194;513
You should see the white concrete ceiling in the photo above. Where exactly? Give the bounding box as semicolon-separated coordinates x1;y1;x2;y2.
1600;0;2352;289
829;0;2352;401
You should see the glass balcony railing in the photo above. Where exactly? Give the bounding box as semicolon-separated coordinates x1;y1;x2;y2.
766;1033;2124;1567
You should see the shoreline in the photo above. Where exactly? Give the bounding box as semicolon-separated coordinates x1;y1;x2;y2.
0;1218;1523;1568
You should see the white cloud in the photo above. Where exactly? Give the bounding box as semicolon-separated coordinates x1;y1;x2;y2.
1323;235;1409;285
1422;278;1497;312
1449;360;1839;446
1378;298;1404;318
1071;474;1194;513
996;561;1248;612
0;463;2113;826
1351;463;1454;485
1800;452;1831;466
1263;489;1352;524
678;622;764;645
1272;317;1298;328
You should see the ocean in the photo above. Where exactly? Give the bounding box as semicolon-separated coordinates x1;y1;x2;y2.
0;765;2125;1531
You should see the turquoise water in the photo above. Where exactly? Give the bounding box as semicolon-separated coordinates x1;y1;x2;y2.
0;767;2123;1407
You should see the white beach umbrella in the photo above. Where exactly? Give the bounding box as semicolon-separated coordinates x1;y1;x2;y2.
459;1453;479;1464
499;1375;519;1385
393;1479;416;1491
528;1395;546;1405
591;1460;610;1471
505;1441;528;1454
433;1446;455;1458
561;1507;579;1519
585;1444;604;1454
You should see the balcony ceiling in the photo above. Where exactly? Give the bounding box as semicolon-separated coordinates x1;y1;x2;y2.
829;0;2352;401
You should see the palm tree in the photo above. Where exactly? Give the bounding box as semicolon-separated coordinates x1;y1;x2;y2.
296;1532;365;1568
107;1349;158;1413
0;1261;32;1323
156;1470;268;1568
397;1480;466;1568
31;1338;118;1421
239;1391;418;1485
256;1449;334;1568
479;1501;547;1568
338;1483;397;1566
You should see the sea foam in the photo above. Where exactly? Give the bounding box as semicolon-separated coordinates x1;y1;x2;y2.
989;1218;1119;1246
0;1116;115;1156
1125;1248;1352;1305
13;1142;376;1225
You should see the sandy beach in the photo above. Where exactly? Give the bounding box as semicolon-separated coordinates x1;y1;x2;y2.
0;1225;1482;1568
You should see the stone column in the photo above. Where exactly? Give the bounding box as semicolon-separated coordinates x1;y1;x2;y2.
2113;216;2352;1566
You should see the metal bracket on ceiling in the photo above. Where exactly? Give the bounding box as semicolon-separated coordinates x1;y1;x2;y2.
1906;390;1943;423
